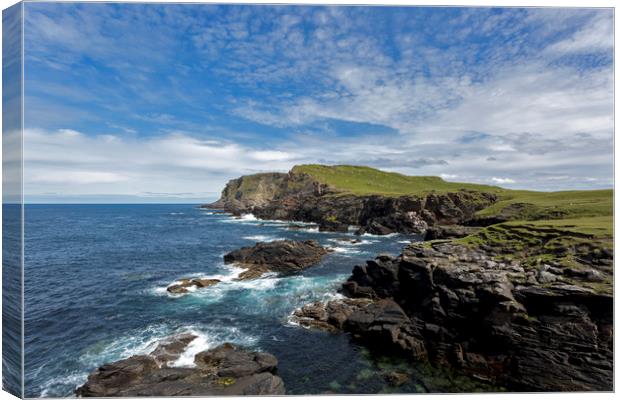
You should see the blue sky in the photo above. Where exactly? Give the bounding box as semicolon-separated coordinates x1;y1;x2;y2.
22;3;613;202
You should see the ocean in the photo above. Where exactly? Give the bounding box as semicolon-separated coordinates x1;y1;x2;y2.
23;204;465;397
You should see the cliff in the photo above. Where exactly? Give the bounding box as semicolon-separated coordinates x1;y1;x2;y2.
205;165;612;238
293;220;613;391
204;165;499;235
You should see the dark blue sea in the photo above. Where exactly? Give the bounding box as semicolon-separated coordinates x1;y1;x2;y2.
23;204;472;397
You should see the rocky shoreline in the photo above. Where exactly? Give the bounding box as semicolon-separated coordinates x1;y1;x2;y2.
292;239;613;391
76;166;612;395
198;167;613;392
76;335;285;396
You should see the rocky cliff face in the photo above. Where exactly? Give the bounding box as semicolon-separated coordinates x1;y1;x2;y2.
293;235;613;391
204;170;497;235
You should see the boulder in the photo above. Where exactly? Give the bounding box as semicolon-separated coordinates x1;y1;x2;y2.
167;278;221;294
224;240;331;278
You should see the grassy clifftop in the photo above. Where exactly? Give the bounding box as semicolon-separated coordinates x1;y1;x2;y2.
291;164;612;241
292;164;501;196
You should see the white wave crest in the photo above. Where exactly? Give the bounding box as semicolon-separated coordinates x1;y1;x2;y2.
327;238;377;246
360;232;399;238
329;246;361;255
243;235;285;242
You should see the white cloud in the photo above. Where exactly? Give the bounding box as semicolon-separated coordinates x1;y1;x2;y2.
21;6;613;197
491;177;516;185
22;129;299;199
544;11;613;56
30;171;128;185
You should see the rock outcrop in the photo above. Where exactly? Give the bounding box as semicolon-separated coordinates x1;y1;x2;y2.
203;168;497;235
424;225;479;240
293;233;613;391
167;278;221;294
76;337;285;397
224;240;331;279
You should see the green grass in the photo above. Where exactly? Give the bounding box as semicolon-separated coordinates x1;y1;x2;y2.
505;216;613;237
291;164;613;295
292;164;501;196
457;216;613;294
475;189;613;220
292;165;612;224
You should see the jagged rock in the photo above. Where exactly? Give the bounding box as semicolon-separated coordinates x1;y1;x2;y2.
296;239;613;392
292;298;373;332
292;298;427;360
76;339;285;397
194;343;278;377
150;333;197;366
167;278;221;294
167;279;193;294
357;211;428;236
318;220;350;232
192;278;221;288
223;240;330;278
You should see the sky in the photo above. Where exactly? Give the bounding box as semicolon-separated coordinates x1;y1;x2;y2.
21;3;613;203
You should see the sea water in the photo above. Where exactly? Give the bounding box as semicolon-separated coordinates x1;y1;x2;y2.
23;204;460;397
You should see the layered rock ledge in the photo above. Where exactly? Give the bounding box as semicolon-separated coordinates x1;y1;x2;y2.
76;335;285;396
292;231;613;392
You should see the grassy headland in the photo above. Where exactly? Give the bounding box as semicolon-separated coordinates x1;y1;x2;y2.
293;164;612;237
292;164;501;196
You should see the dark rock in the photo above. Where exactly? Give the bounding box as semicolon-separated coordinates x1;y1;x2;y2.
358;211;428;236
318;220;350;232
194;343;278;378
295;239;613;392
75;356;159;397
224;240;330;278
192;278;221;288
76;340;285;397
292;298;427;360
150;333;197;366
287;224;309;230
204;168;498;235
167;278;221;294
166;279;193;294
383;371;410;386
